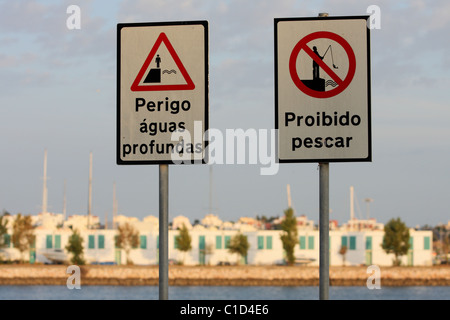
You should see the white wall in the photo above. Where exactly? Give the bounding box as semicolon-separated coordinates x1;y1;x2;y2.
3;228;433;267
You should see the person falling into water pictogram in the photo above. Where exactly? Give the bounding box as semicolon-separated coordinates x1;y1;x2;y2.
143;54;162;83
312;46;324;80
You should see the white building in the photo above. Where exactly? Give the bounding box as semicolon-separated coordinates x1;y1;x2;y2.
1;227;432;267
341;218;384;231
296;214;315;230
201;214;223;229
33;212;65;229
1;214;433;267
172;215;193;230
63;214;100;230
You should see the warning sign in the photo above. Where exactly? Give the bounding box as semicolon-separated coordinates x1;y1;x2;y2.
275;16;371;163
117;21;209;165
131;32;195;92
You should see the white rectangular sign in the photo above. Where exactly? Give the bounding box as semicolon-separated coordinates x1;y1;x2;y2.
275;16;371;162
117;21;209;164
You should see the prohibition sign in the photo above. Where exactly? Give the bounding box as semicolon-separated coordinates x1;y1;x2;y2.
289;31;356;98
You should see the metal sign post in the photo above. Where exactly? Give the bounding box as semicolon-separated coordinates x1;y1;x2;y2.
319;162;329;300
159;164;169;300
117;21;209;300
275;13;371;300
318;11;330;302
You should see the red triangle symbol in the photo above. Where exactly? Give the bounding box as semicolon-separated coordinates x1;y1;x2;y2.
130;32;195;91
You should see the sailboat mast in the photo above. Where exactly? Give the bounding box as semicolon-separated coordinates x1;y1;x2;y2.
209;166;213;213
287;184;292;209
42;149;48;214
113;181;117;229
63;179;67;220
88;152;92;229
350;186;355;229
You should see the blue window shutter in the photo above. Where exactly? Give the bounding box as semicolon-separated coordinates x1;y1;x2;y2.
266;236;272;250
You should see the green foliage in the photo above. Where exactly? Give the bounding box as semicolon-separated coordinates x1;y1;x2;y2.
382;217;410;266
176;224;192;265
339;245;348;266
0;215;8;262
280;207;298;266
0;215;8;250
176;224;192;252
66;229;86;265
228;233;250;264
115;222;140;265
12;214;35;263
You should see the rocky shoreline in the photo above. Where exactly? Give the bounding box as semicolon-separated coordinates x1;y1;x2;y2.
0;265;449;286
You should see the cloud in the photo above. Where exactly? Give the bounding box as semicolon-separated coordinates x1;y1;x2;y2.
0;0;448;227
0;0;51;34
0;0;115;91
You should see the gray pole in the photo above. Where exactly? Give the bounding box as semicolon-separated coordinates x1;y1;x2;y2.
318;12;330;301
319;162;329;300
159;164;169;300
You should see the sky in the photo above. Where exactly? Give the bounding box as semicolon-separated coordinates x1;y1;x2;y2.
0;0;449;228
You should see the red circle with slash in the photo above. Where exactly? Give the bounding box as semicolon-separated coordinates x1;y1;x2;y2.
289;31;356;98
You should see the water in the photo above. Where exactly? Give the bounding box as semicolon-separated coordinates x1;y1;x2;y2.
0;285;448;300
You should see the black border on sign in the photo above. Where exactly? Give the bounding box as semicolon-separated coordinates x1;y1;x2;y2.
116;20;209;165
274;16;372;163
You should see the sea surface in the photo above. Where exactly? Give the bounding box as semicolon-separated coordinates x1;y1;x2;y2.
0;285;448;300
